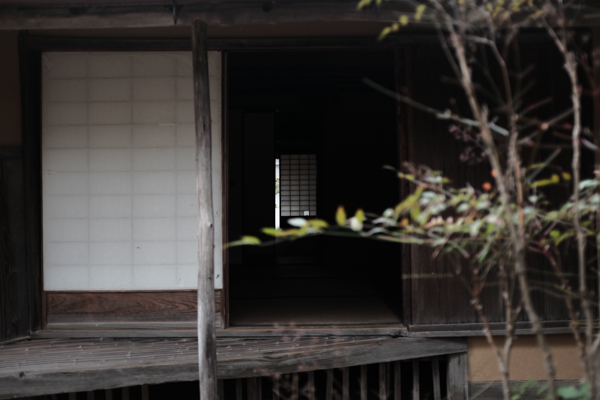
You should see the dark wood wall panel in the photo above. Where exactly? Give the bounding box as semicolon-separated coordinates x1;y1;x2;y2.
0;148;29;343
405;39;592;330
46;289;224;328
407;44;494;327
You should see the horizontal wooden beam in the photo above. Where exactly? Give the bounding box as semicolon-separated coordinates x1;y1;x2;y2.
406;321;575;337
45;289;223;328
32;324;406;339
0;2;414;30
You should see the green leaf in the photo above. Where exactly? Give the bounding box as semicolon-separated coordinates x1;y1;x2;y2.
557;384;588;400
355;208;366;222
227;236;261;247
307;219;328;229
261;228;281;236
378;27;393;41
549;230;560;239
414;4;426;21
336;206;347;226
357;0;372;10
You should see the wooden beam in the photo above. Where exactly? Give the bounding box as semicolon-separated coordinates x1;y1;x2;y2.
218;337;466;379
307;371;315;400
342;368;349;400
412;360;419;400
360;365;367;400
326;369;333;400
432;358;441;400
379;363;386;400
193;19;217;400
0;2;412;30
447;353;467;400
394;361;401;400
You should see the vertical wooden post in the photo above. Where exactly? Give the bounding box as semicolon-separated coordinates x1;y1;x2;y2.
236;379;243;400
217;380;225;400
342;367;349;400
272;376;280;400
308;371;316;400
412;360;420;400
122;387;129;400
141;385;149;400
379;363;387;400
326;369;333;400
361;365;368;400
248;377;258;400
394;361;401;400
291;373;299;400
432;358;441;400
192;19;217;400
447;353;468;400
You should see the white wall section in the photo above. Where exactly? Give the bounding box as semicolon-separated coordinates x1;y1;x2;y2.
42;51;223;290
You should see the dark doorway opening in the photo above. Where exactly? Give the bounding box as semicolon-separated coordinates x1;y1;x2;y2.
227;50;403;326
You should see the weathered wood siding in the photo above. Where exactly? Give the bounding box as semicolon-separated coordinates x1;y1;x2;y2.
403;38;595;331
0;148;29;343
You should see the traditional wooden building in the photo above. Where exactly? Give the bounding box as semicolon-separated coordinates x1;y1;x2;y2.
0;1;596;399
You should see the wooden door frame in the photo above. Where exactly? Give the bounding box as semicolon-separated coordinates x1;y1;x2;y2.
19;35;403;334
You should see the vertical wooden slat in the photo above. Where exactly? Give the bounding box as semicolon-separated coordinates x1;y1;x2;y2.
412;360;420;400
122;387;129;400
272;376;280;400
68;394;76;400
257;377;263;400
221;50;230;330
105;389;113;400
218;379;225;400
379;363;387;400
308;371;315;400
361;365;368;400
447;353;468;400
141;384;149;400
192;19;217;400
342;367;349;400
236;379;243;400
291;373;299;400
432;358;441;400
87;391;94;400
394;361;402;400
326;369;333;400
51;395;58;400
386;362;391;396
248;377;258;400
18;39;43;333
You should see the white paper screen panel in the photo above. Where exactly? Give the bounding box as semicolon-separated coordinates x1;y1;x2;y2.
279;154;317;217
41;51;223;290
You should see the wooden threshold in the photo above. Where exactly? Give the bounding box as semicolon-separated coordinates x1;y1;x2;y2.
0;336;466;399
32;324;407;339
44;289;224;329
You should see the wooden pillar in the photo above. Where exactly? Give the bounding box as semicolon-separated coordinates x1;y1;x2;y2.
447;353;468;400
192;19;217;400
432;358;441;400
412;360;420;400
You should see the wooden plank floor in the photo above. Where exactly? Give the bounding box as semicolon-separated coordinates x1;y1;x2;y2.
0;336;466;399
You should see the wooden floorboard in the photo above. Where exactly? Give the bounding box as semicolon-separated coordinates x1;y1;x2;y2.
0;336;466;399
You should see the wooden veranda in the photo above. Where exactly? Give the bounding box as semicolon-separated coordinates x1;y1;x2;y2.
0;336;466;399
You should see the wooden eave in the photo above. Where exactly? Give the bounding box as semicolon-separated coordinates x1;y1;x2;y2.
0;1;416;30
0;336;465;398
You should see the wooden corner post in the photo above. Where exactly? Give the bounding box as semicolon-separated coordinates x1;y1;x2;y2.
192;20;217;399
